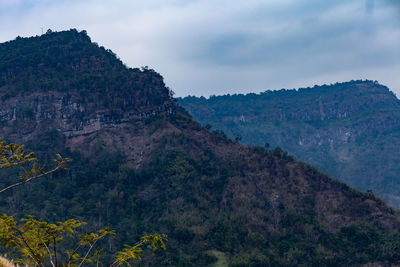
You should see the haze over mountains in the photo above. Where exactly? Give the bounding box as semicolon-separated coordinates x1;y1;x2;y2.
179;81;400;207
1;30;400;266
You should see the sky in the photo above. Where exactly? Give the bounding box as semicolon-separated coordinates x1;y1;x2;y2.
0;0;399;97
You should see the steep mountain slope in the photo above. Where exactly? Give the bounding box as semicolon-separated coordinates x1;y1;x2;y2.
1;30;400;266
179;82;400;207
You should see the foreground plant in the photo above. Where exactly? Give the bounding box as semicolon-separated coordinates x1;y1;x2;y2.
0;140;71;194
0;140;166;266
0;214;166;266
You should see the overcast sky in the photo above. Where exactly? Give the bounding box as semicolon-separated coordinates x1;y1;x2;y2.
0;0;399;97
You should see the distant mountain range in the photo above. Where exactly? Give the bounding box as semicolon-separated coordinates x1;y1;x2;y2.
179;81;400;207
1;30;400;266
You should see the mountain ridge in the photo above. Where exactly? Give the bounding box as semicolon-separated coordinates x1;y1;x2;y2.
179;80;400;207
0;29;175;144
1;30;400;265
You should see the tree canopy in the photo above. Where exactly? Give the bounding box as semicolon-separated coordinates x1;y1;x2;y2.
0;140;166;266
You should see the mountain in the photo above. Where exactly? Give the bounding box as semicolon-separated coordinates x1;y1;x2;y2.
1;30;400;266
179;81;400;207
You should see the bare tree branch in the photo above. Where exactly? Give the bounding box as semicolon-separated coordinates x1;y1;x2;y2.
0;164;63;194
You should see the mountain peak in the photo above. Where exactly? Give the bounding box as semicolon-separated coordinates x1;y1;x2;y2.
0;29;170;100
0;29;174;141
2;31;400;266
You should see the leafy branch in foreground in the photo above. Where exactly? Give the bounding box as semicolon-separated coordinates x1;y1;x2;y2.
111;234;167;267
0;214;167;266
0;140;167;266
0;140;71;194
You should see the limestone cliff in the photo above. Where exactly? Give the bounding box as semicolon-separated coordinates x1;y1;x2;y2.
0;29;175;143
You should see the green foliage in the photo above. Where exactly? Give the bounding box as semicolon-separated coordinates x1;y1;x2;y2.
0;140;71;194
0;214;166;266
178;80;400;207
0;141;37;169
0;29;172;113
1;31;399;266
0;214;88;266
0;140;166;266
114;234;167;266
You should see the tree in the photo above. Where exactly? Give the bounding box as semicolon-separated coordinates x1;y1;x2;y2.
0;140;166;266
0;140;70;194
0;214;166;266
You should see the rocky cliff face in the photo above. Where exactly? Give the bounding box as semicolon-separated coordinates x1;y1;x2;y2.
2;31;400;266
179;81;400;207
0;29;175;143
0;91;174;141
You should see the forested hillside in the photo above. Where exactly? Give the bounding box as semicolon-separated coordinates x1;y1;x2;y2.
179;81;400;207
1;30;400;266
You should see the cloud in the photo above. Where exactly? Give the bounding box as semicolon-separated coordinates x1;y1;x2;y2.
0;0;399;97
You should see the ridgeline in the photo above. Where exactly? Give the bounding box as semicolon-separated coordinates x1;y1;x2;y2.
1;30;400;266
179;81;400;207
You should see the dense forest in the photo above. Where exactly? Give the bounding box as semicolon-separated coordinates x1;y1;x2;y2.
179;81;400;207
1;30;400;266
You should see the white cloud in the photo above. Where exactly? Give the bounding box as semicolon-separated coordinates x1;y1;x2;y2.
0;0;399;96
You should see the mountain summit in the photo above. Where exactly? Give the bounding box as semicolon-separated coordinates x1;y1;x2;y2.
1;30;400;266
0;29;174;142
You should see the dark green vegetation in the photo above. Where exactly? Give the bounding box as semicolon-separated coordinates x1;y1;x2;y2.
0;141;166;266
0;29;170;116
179;81;400;208
2;30;400;266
